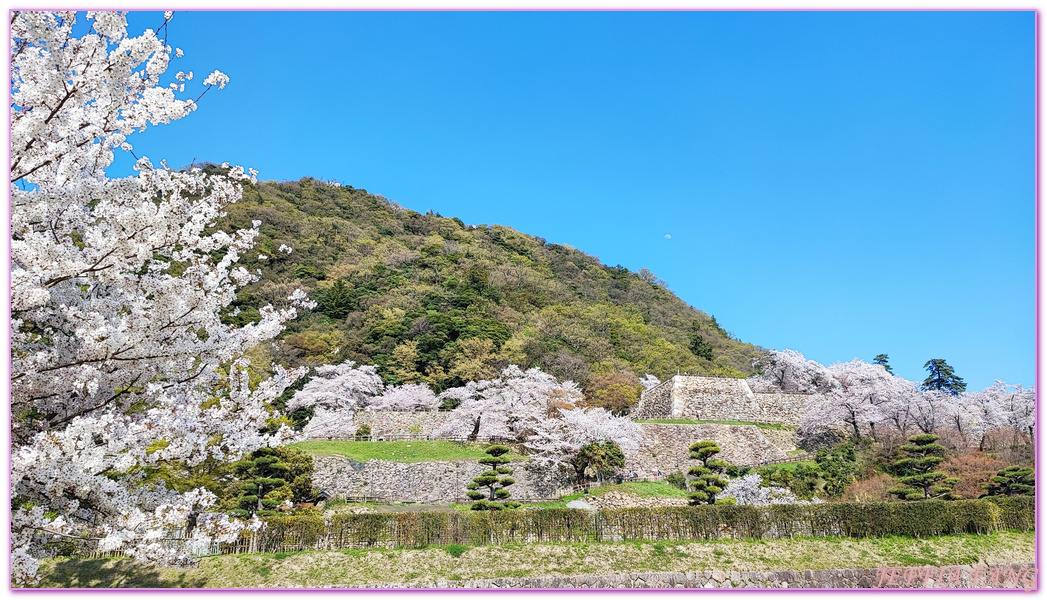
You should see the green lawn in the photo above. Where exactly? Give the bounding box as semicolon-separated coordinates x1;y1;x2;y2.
636;419;795;431
290;440;527;463
567;481;691;501
36;531;1034;588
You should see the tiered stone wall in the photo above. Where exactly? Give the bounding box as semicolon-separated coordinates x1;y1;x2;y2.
354;410;448;438
313;456;566;503
634;377;809;426
751;393;808;425
632;379;673;419
674;377;760;422
625;423;798;477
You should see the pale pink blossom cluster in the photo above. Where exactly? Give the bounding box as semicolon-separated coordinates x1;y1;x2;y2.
751;351;1034;450
10;11;306;585
433;365;584;441
525;406;643;470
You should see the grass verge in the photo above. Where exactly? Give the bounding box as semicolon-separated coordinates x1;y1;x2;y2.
36;531;1033;588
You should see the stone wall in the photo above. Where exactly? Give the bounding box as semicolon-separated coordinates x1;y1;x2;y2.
353;410;448;438
347;564;1036;589
313;423;800;502
632;379;673;419
634;376;809;426
674;377;760;422
625;423;798;477
752;393;808;425
313;456;567;503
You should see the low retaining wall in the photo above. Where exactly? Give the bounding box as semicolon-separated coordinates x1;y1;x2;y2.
313;456;567;502
336;564;1037;589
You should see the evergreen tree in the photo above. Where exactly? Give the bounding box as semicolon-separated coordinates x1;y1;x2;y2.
466;445;521;510
687;440;731;505
315;278;355;319
873;354;893;374
922;359;966;395
232;447;316;516
980;465;1034;497
571;441;625;484
887;434;961;501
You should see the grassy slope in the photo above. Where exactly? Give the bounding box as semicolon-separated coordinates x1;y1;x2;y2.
290;440;526;463
37;531;1034;588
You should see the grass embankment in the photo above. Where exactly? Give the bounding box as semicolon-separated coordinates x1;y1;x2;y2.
637;419;795;431
37;531;1034;588
291;440;526;463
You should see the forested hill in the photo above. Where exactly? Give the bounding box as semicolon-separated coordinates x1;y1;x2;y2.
219;176;764;408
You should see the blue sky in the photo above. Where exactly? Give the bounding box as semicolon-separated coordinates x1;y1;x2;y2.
110;10;1035;391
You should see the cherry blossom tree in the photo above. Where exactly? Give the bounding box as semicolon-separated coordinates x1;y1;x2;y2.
525;406;642;472
368;383;439;411
284;362;384;414
719;474;814;506
749;349;835;394
433;365;583;441
284;361;384;440
640;373;661;391
10;11;310;585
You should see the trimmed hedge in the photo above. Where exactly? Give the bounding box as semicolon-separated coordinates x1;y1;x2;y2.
217;499;1028;554
983;496;1034;531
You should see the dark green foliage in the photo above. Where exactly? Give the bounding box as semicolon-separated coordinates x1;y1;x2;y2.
466;445;520;511
220;499;1019;554
687;441;731;506
216;178;764;392
888;434;961;501
873;354;893;374
980;465;1034;498
758;462;822;501
314;279;355;319
231;447;316;517
572;441;625;484
922;359;966;395
816;442;860;497
355;424;371;440
665;472;688;491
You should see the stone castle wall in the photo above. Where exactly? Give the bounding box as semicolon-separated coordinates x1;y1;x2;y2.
313;422;799;502
353;410;448;438
625;423;798;477
635;376;808;426
313;456;566;503
632;379;673;420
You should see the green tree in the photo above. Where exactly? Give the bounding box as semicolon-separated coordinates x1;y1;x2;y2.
873;354;893;374
922;359;966;395
888;434;961;501
231;446;316;516
571;441;625;484
980;465;1034;497
466;445;521;510
815;442;859;497
687;441;731;506
314;278;355;319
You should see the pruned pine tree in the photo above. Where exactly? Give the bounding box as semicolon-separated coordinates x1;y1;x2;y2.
687;441;732;506
888;434;962;501
466;445;521;510
980;466;1034;498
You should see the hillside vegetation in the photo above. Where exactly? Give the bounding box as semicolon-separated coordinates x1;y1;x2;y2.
219;176;763;400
